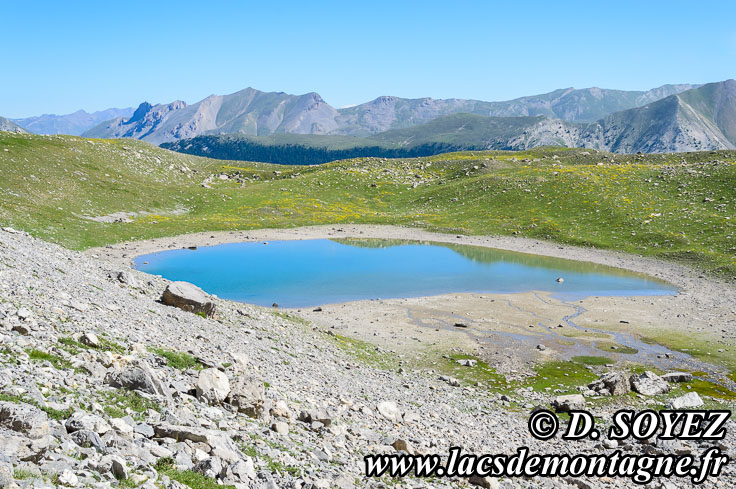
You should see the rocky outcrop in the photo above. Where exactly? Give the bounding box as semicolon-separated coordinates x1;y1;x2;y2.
0;402;50;462
104;363;171;398
630;371;671;396
161;281;216;317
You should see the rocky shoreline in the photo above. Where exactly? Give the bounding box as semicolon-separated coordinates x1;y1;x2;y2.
0;227;733;488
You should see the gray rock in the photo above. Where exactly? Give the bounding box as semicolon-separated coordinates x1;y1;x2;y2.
376;401;402;423
588;371;630;396
0;464;15;489
552;394;586;412
0;402;50;461
297;408;332;427
226;376;265;417
111;456;127;480
65;412;109;434
58;469;78;487
79;332;99;348
161;281;216;317
105;364;170;397
668;392;704;409
662;372;693;383
116;271;138;288
271;421;289;435
196;368;230;405
456;359;477;367
630;371;670;396
70;430;105;452
469;474;500;488
133;423;155;438
195;457;223;480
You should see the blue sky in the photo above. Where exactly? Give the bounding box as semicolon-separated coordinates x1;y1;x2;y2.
3;0;735;118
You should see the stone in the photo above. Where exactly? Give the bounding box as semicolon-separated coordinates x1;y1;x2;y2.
536;344;546;351
133;423;155;438
603;439;618;449
0;402;50;461
226;376;265;416
70;430;105;452
11;324;29;335
297;408;332;427
588;371;630;396
195;457;223;479
196;368;230;404
630;371;670;396
271;421;289;435
377;401;402;422
456;359;477;367
668;392;704;409
105;364;170;397
117;271;139;288
161;281;216;317
79;332;99;348
65;412;110;434
391;439;413;453
230;458;256;481
0;464;14;489
58;469;78;487
469;475;500;488
111;456;128;480
662;372;693;383
109;417;133;435
552;394;586;412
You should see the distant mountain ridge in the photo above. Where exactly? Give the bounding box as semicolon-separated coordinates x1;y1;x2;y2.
82;83;698;144
0;116;28;134
13;108;133;136
163;81;736;160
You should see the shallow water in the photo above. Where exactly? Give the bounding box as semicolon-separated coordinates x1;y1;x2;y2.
134;238;676;308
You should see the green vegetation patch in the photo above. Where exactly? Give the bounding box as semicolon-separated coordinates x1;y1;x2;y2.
58;336;126;355
151;347;204;371
153;458;234;489
330;334;397;369
572;355;613;366
521;360;598;393
100;389;160;419
0;392;73;420
595;342;638;355
25;348;80;371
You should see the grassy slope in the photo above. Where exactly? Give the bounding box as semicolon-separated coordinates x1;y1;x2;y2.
1;133;735;279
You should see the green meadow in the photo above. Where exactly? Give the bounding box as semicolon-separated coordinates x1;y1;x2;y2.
1;133;734;279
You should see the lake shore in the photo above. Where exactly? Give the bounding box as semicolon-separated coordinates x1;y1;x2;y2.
88;224;736;376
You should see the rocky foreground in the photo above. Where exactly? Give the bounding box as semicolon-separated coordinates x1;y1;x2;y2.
0;228;734;489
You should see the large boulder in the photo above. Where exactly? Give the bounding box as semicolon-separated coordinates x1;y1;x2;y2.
630;371;670;396
662;372;693;383
588;372;630;396
105;363;170;398
65;412;110;435
196;369;230;405
161;282;216;317
552;394;586;412
0;402;50;462
226;376;265;417
377;401;402;423
668;392;704;409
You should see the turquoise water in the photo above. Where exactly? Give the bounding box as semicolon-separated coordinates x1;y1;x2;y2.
134;239;677;308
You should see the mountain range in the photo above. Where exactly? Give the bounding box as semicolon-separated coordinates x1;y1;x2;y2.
11;108;133;136
82;83;698;144
0;116;28;134
161;80;736;161
7;80;735;156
